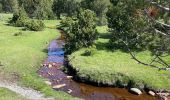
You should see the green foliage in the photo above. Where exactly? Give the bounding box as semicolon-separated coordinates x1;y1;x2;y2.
82;45;96;56
33;0;54;19
61;9;98;54
106;0;162;51
25;20;45;31
52;0;80;19
0;0;19;12
81;0;110;25
9;6;45;31
9;6;28;27
17;0;54;19
0;3;2;12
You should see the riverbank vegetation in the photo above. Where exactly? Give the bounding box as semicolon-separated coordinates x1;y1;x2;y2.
68;26;170;91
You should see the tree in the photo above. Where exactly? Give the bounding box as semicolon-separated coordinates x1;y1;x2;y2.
18;0;54;19
60;9;98;54
0;3;2;12
33;0;54;19
9;6;28;27
0;0;19;12
107;0;170;70
81;0;110;25
107;0;150;50
52;0;79;19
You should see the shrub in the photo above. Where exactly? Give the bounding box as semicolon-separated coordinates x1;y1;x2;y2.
61;9;98;54
9;7;28;27
25;20;45;31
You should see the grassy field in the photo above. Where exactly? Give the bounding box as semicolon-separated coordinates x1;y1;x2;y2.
68;26;170;91
0;88;26;100
0;13;78;100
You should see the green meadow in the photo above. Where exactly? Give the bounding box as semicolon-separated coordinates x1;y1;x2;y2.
0;13;78;100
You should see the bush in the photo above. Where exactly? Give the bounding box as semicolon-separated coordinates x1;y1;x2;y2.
9;7;28;27
25;20;45;31
61;9;98;54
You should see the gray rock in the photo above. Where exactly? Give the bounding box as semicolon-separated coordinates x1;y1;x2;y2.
148;91;155;96
52;84;66;89
130;88;142;95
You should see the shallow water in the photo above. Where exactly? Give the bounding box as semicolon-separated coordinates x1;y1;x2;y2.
38;33;156;100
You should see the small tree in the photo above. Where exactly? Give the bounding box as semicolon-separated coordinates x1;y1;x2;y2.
9;6;28;27
61;9;98;54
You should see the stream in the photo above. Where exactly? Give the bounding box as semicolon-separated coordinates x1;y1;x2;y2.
38;32;156;100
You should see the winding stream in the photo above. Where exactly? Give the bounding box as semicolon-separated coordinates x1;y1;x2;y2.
38;31;156;100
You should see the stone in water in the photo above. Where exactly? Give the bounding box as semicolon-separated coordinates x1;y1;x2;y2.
130;88;142;95
148;91;155;96
53;84;66;89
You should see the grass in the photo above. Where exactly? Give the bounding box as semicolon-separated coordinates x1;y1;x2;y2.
0;88;26;100
68;26;170;91
0;13;79;100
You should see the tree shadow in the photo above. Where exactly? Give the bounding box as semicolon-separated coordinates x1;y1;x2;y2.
98;32;112;39
95;41;112;51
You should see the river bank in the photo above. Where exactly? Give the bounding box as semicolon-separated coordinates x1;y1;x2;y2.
38;30;158;100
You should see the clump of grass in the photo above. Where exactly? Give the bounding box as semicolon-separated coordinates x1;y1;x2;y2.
82;45;96;56
13;32;23;36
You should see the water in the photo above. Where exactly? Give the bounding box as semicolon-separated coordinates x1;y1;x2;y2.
38;32;156;100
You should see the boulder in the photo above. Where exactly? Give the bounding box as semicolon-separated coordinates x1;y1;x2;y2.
148;91;155;96
130;88;142;95
52;84;66;89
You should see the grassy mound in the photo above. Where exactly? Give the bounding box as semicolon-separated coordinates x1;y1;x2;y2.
0;13;79;100
68;26;170;91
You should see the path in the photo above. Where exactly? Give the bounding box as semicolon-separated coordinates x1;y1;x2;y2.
0;81;54;100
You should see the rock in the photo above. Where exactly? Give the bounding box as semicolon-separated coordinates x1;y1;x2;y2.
52;63;56;66
67;89;72;94
48;72;53;76
161;96;168;100
45;81;51;85
130;88;142;95
48;64;52;68
157;93;170;97
67;76;73;79
43;63;47;66
148;91;155;96
52;84;66;89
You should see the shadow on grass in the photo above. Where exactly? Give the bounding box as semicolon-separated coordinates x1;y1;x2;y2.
99;33;112;39
94;40;144;53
